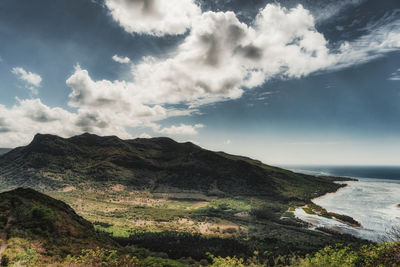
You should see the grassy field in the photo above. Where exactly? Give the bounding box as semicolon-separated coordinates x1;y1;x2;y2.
49;188;254;237
48;186;364;261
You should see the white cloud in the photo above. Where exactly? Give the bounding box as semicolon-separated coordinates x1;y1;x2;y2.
333;12;400;70
311;0;365;22
389;68;400;81
112;54;131;64
12;67;42;94
125;5;337;107
63;5;400;113
0;65;202;147
129;5;400;108
2;4;400;147
66;65;168;119
0;98;79;147
0;96;154;147
105;0;201;36
155;123;204;135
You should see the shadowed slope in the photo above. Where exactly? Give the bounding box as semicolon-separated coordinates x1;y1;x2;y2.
0;133;342;200
0;188;114;264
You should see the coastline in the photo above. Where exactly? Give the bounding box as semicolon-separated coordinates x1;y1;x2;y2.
311;178;353;203
293;176;400;242
292;176;363;229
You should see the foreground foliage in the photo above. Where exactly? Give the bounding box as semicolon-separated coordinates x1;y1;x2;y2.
211;242;400;267
293;242;400;267
64;247;188;267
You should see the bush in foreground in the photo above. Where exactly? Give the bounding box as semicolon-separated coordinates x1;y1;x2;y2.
209;242;400;267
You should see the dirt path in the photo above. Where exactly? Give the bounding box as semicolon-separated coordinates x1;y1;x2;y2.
0;216;14;262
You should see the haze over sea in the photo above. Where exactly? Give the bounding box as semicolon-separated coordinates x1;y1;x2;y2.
284;166;400;242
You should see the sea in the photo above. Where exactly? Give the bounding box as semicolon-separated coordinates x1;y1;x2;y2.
283;166;400;242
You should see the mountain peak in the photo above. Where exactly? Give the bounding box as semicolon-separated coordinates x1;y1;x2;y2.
32;133;59;142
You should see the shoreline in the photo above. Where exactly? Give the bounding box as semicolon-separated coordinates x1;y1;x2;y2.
294;177;400;242
295;177;363;233
311;179;354;204
312;179;362;228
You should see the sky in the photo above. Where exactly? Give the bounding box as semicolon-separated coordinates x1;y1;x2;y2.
0;0;399;166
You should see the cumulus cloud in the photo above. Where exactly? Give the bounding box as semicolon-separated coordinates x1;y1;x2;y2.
0;66;199;147
2;3;400;147
0;99;79;146
126;5;336;106
112;54;131;64
105;0;201;36
12;67;42;94
124;5;400;108
0;97;147;147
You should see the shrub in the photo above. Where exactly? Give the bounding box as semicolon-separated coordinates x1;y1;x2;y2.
29;205;58;231
1;255;9;266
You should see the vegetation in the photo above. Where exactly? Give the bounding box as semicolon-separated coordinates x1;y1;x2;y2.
0;188;202;266
211;242;400;267
0;134;383;265
47;188;364;261
64;247;189;267
0;188;113;265
0;133;344;200
0;186;397;266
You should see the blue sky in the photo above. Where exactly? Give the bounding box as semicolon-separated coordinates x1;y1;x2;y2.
0;0;399;165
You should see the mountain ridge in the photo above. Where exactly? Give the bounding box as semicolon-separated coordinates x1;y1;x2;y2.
0;133;343;201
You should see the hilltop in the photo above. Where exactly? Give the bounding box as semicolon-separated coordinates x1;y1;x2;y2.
0;188;111;265
0;133;342;201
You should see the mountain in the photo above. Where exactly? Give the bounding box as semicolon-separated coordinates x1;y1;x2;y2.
0;188;112;265
0;133;342;199
0;148;11;156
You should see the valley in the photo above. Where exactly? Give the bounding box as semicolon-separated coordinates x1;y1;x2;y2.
46;183;363;262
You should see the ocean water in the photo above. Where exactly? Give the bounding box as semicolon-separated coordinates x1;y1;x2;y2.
286;166;400;242
285;165;400;180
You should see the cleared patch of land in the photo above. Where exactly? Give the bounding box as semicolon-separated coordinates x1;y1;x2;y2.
49;189;252;237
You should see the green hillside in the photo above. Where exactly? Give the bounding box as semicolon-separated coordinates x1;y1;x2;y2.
0;188;193;266
0;188;109;265
0;133;342;200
